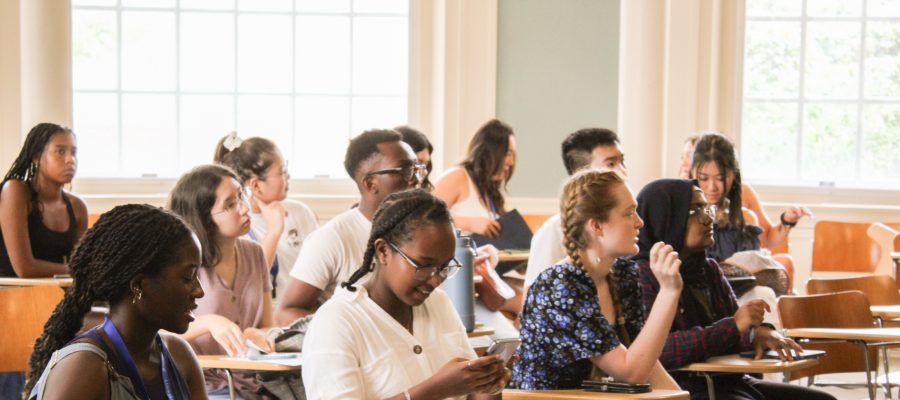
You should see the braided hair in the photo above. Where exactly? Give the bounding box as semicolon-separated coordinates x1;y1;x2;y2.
559;170;632;344
460;119;515;214
168;164;242;269
0;123;74;220
24;204;194;395
213;134;280;183
341;189;452;291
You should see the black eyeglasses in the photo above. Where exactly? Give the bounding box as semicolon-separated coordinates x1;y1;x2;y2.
688;204;717;222
367;163;427;182
386;241;462;281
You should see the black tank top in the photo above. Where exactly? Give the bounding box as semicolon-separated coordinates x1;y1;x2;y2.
0;192;77;277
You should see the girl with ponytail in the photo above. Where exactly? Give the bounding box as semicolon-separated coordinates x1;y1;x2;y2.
25;204;207;399
302;189;511;400
511;170;683;390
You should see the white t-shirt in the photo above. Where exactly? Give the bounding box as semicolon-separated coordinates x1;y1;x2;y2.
524;213;566;289
247;199;318;303
302;286;477;400
289;208;371;304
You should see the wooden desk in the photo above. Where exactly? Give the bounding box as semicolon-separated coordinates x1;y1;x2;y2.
468;325;495;338
0;277;72;287
503;389;690;399
198;355;301;400
871;305;900;320
675;354;819;400
499;250;529;263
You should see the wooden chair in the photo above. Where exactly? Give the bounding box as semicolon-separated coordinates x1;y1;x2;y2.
807;275;900;306
811;221;900;274
522;213;552;234
0;286;65;372
869;223;900;277
778;291;879;389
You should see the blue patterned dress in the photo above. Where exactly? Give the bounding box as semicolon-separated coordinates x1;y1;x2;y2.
510;260;644;389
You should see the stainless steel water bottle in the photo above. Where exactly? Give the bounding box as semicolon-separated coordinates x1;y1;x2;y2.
445;233;476;332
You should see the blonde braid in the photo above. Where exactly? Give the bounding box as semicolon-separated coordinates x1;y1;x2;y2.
558;170;625;269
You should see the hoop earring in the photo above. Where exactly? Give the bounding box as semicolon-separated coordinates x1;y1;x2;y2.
132;288;143;304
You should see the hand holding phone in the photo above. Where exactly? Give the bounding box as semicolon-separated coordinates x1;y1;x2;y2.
485;338;521;364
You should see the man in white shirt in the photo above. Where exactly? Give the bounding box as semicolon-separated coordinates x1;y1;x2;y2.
275;129;424;325
524;128;628;289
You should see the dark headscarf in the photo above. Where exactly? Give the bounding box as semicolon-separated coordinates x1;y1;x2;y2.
633;179;715;324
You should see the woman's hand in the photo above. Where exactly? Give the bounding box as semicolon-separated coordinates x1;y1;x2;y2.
782;206;813;225
244;327;275;354
733;299;768;334
470;218;501;238
428;356;506;398
254;197;286;235
475;245;500;270
753;326;804;361
648;242;683;293
206;315;247;357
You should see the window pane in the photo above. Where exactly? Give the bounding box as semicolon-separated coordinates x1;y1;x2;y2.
238;0;292;12
122;11;176;91
741;102;799;180
181;12;235;92
743;22;801;98
805;22;860;99
73;93;119;177
179;95;235;172
862;105;900;181
868;0;900;17
180;0;234;10
73;0;115;6
295;0;349;13
351;96;406;136
123;0;175;8
295;96;349;178
801;103;858;181
353;0;407;14
806;0;861;17
352;16;408;95
745;0;801;17
73;10;117;90
237;95;293;152
296;16;350;94
865;22;900;99
238;15;292;93
121;94;177;176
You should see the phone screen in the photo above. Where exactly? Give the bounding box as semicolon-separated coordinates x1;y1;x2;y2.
486;338;521;363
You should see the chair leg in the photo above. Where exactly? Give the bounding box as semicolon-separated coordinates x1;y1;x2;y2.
862;342;877;400
882;346;893;399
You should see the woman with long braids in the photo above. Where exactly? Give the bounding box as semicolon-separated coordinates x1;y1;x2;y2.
301;189;510;399
511;170;683;390
0;122;88;278
25;204;207;399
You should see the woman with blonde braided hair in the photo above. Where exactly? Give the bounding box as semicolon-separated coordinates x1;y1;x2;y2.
511;170;683;390
302;189;511;400
25;204;207;399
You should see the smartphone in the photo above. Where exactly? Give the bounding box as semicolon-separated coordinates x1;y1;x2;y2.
485;338;521;364
582;380;651;394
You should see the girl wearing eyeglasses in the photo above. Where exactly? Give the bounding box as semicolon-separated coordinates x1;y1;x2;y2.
302;189;511;400
169;164;275;399
214;132;318;303
633;179;834;400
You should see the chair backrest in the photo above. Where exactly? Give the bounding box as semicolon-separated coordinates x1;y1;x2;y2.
811;221;900;273
869;223;900;276
522;214;553;234
0;286;65;372
778;291;878;380
806;275;900;306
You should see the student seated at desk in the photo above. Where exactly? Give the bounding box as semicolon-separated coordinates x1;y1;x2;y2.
633;179;834;400
302;189;510;400
511;170;682;390
25;204;206;400
169;165;274;399
0;123;88;278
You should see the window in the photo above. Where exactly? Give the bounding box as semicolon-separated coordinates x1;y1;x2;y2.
72;0;409;179
741;0;900;189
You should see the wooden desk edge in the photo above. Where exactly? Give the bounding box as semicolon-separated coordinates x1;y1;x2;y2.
467;326;495;338
0;277;73;287
676;357;818;373
785;328;900;342
196;355;301;371
502;389;690;399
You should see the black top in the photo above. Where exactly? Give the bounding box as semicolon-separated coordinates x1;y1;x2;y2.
709;223;764;261
0;192;77;277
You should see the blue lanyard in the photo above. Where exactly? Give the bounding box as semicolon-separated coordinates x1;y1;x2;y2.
247;230;279;289
466;168;499;220
101;316;179;400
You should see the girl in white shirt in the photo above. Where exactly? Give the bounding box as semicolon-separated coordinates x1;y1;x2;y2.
302;189;510;400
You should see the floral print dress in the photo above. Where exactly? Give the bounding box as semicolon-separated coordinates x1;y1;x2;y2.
510;260;644;389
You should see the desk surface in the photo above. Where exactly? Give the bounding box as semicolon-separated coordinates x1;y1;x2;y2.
499;250;529;263
676;354;819;374
502;389;690;399
871;305;900;319
468;325;495;338
0;277;73;287
786;327;900;342
197;355;302;371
